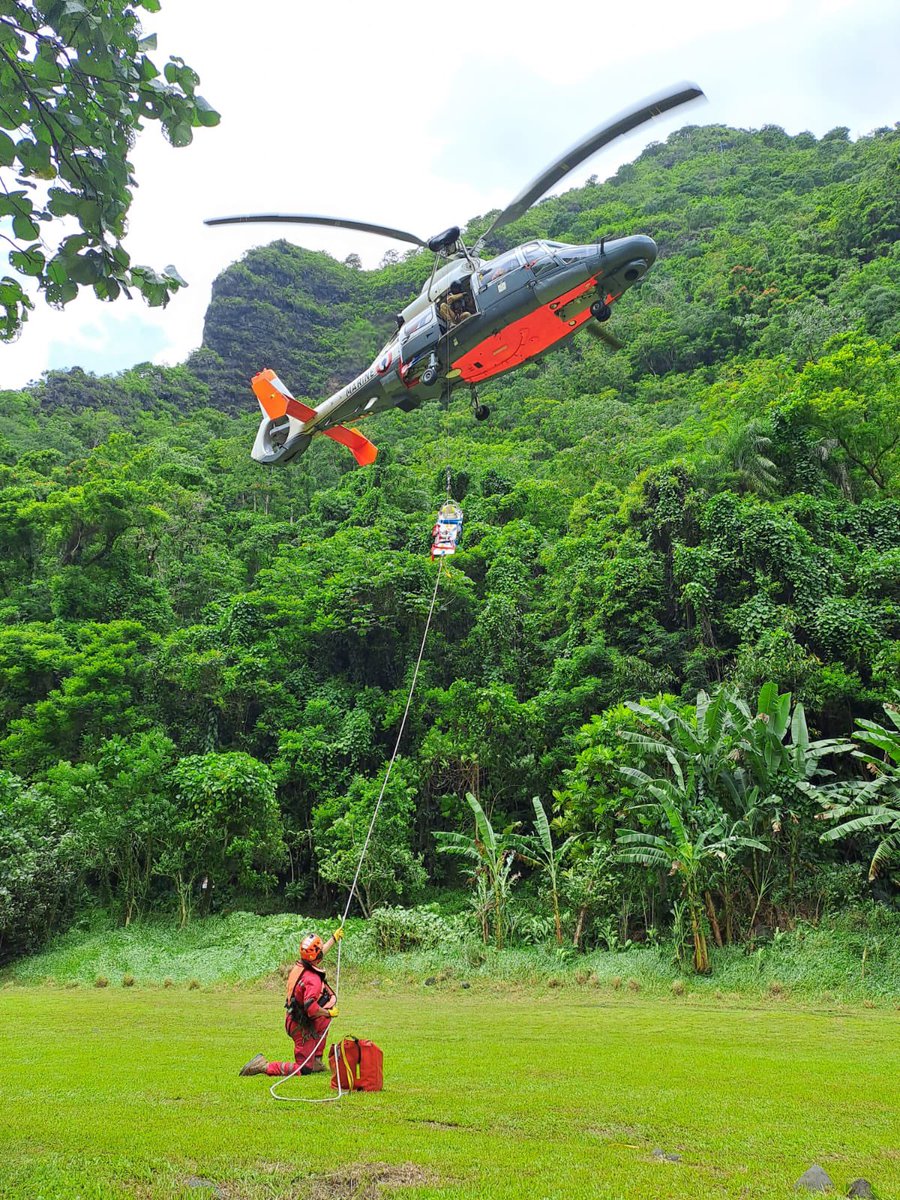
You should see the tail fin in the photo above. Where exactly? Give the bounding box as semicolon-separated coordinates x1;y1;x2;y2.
251;370;377;467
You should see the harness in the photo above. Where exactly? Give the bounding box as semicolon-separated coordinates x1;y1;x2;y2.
285;963;333;1028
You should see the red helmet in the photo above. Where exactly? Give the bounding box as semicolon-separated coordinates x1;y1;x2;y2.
300;934;324;964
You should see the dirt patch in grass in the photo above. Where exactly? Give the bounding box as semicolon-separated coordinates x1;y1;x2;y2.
303;1162;430;1199
405;1117;469;1131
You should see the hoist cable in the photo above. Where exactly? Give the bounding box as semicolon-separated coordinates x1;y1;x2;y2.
271;554;446;1102
340;553;445;925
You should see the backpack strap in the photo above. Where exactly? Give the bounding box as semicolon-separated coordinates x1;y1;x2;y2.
340;1040;355;1091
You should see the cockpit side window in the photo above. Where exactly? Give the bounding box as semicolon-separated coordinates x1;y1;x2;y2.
477;249;522;288
521;240;557;275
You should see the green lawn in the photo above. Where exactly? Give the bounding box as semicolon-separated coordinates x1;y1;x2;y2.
1;985;897;1199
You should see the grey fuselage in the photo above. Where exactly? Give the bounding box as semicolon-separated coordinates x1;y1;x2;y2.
251;234;656;464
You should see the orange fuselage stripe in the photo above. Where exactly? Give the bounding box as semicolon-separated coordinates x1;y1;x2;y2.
451;276;603;384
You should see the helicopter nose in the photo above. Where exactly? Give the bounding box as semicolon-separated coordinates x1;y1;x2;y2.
595;234;657;287
616;234;657;278
628;234;657;267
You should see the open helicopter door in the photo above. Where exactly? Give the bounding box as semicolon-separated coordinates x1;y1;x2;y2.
398;304;442;379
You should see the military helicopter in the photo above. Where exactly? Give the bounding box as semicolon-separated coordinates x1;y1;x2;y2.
207;82;704;467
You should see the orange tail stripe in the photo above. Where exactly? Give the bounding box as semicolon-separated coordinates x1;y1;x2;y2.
323;424;378;466
251;368;377;466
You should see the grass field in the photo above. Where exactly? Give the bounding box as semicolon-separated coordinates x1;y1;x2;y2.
1;984;897;1199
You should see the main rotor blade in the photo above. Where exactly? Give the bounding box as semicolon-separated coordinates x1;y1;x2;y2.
205;213;427;248
582;322;623;350
474;82;704;251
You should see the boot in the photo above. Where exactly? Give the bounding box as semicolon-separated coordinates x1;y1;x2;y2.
307;1056;326;1073
239;1052;268;1077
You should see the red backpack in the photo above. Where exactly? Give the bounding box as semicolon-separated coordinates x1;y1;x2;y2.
329;1037;383;1092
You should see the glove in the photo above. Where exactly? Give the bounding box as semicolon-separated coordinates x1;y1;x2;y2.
332;926;345;942
326;1006;339;1018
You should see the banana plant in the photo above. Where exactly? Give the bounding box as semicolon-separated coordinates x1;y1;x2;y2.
435;792;517;948
818;702;900;880
616;769;768;973
510;797;579;945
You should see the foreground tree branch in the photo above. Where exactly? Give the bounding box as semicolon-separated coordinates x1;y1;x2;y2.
0;0;220;338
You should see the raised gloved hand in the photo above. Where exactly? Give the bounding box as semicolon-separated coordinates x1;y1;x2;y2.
332;926;345;942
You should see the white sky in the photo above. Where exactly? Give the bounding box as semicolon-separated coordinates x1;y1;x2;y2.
2;0;899;389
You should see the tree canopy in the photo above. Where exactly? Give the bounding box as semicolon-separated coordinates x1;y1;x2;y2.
1;118;898;963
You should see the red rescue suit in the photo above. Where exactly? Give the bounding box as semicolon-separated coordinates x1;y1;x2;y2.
265;961;335;1076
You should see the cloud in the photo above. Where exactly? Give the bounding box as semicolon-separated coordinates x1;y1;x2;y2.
47;313;170;376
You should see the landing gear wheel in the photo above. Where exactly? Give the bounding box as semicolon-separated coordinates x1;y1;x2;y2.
421;366;439;386
590;300;612;322
474;404;490;421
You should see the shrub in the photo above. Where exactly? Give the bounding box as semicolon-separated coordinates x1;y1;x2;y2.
611;976;622;990
188;978;200;990
0;771;83;962
163;977;174;989
768;980;786;997
122;973;135;987
627;978;641;993
671;979;685;997
94;975;109;988
368;905;467;954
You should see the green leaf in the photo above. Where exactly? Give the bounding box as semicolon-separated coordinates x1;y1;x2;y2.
46;259;68;285
12;213;40;241
0;279;26;306
0;130;15;166
531;796;553;856
67;252;102;284
168;121;193;148
162;265;187;288
195;96;221;127
10;248;45;277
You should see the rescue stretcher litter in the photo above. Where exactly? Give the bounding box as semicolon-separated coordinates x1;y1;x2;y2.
431;501;463;559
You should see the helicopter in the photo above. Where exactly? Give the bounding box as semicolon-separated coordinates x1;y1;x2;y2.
207;82;704;467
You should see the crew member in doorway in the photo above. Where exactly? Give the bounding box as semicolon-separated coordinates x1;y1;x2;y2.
239;927;344;1077
439;287;470;327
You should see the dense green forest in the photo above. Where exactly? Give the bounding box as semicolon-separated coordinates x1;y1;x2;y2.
1;121;898;971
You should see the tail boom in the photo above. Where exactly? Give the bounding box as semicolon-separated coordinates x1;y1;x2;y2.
251;370;378;467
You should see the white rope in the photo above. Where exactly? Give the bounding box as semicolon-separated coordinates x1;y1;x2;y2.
341;555;445;926
270;557;446;1102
